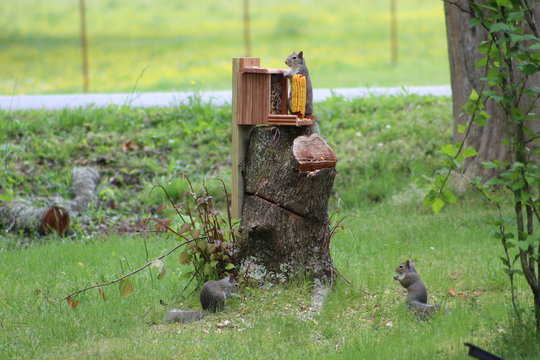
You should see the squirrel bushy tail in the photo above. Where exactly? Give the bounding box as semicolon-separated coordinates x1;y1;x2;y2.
164;309;205;324
164;275;239;324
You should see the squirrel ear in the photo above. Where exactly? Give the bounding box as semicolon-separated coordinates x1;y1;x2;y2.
298;51;304;58
405;260;411;267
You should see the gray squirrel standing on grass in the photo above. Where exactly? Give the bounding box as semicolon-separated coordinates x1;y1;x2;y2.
283;50;313;116
165;275;239;324
393;260;440;317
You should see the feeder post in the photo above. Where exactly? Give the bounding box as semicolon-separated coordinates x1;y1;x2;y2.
231;57;259;219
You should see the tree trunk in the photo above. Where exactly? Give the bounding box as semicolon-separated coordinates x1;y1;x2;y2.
0;167;100;235
236;125;337;282
445;1;540;186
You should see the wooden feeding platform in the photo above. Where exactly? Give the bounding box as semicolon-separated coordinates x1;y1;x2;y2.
231;57;323;219
233;58;315;127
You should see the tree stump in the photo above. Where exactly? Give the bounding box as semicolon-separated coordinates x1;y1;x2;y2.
237;125;338;282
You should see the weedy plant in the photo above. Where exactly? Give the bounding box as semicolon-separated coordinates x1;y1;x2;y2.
427;0;540;331
167;175;237;285
62;174;237;307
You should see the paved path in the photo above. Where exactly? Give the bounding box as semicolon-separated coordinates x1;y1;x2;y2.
0;85;451;111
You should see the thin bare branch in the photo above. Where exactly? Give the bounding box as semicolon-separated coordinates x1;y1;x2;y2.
62;236;205;301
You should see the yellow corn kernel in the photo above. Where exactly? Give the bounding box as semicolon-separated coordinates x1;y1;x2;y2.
291;74;306;117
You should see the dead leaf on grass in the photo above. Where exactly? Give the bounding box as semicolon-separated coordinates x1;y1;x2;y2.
448;288;484;298
121;140;139;152
448;288;458;297
66;296;79;309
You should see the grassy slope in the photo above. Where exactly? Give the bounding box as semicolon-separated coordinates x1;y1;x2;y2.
1;96;539;358
0;199;536;359
0;95;452;215
0;0;448;94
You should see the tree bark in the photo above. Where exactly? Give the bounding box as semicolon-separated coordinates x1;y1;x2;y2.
236;125;337;282
0;167;100;235
445;1;540;186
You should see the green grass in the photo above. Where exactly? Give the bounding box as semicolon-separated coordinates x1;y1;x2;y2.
1;199;539;359
0;94;452;218
1;96;539;358
0;0;448;94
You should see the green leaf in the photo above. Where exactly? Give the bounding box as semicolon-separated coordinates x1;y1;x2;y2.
178;222;192;234
196;239;208;251
481;161;499;169
441;144;458;157
495;0;512;7
157;267;167;280
475;111;490;127
190;229;201;238
504;269;524;276
521;63;539;75
180;271;194;279
499;256;510;267
457;124;468;134
489;22;512;33
475;57;488;68
179;250;191;265
462;147;478;158
485;67;503;86
151;259;167;280
485;177;504;186
432;198;445;214
510;33;537;43
507;10;523;22
517;241;531;251
203;263;212;276
470;17;482;28
478;41;490;54
119;278;135;297
469;89;479;101
442;189;457;204
224;263;236;270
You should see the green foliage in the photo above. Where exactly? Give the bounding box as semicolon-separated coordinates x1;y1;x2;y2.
160;176;237;285
318;95;452;207
0;0;448;94
0;95;452;236
427;0;540;330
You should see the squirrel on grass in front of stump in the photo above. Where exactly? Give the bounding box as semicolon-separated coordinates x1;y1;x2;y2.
165;275;239;324
393;260;440;318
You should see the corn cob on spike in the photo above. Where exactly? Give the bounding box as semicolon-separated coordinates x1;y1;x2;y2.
291;74;307;117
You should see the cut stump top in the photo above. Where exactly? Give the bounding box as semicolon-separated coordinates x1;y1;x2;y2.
293;134;338;172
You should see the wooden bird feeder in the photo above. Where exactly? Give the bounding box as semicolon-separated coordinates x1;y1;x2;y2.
232;57;315;127
231;57;332;219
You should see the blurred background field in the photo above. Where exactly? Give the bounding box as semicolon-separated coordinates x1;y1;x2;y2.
0;0;448;95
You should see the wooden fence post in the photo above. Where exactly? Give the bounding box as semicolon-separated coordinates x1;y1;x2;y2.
79;0;89;92
243;0;251;57
231;58;258;219
390;0;398;66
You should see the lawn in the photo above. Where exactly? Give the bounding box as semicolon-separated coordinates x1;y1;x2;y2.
0;0;448;94
1;95;539;359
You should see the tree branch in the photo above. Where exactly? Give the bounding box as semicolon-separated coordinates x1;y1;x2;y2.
62;236;206;301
